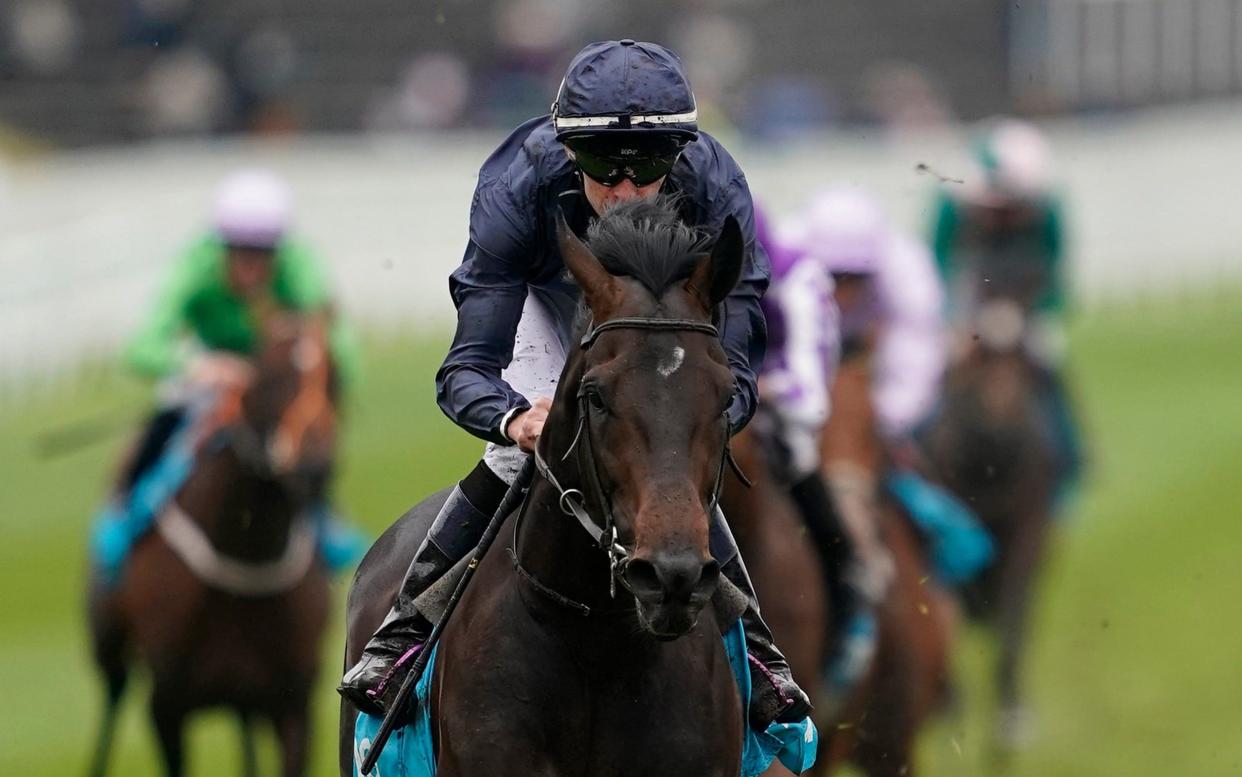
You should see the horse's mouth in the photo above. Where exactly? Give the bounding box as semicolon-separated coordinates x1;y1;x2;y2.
634;600;705;640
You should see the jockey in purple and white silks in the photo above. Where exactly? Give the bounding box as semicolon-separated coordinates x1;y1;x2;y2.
774;187;946;443
768;187;991;602
340;40;812;730
755;206;840;481
755;192;934;699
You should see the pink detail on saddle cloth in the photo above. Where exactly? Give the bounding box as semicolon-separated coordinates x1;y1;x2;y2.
368;642;424;699
748;652;794;706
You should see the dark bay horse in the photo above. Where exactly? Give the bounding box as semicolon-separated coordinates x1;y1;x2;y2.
342;206;752;776
922;294;1057;752
87;317;336;777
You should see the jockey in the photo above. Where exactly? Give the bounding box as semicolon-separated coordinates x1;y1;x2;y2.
339;39;812;729
931;118;1085;504
781;187;946;443
758;187;949;690
92;168;364;578
777;186;991;591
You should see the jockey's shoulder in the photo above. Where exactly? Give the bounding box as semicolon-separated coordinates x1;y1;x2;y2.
679;129;745;180
477;117;573;191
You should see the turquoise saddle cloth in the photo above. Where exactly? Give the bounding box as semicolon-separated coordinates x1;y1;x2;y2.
90;406;367;581
353;618;818;776
886;469;995;585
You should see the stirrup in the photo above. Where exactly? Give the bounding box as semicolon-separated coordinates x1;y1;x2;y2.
339;640;426;717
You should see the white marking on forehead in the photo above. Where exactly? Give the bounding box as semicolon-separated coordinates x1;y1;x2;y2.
656;346;685;378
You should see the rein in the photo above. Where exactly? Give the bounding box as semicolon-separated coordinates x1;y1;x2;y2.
160;332;333;592
511;316;749;613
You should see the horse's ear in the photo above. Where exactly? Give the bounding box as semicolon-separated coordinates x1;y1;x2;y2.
557;204;618;317
686;215;745;313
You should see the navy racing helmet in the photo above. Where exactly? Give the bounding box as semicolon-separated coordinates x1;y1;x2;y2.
553;40;698;186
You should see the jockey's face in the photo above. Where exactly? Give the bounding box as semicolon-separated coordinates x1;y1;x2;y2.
226;246;276;300
580;172;665;216
832;272;872;315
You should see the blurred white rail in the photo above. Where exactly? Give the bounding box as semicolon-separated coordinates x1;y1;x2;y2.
2;101;1241;383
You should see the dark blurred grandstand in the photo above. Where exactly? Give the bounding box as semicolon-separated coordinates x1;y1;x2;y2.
2;0;1241;145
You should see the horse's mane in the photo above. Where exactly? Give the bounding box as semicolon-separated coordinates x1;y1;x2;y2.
586;195;710;296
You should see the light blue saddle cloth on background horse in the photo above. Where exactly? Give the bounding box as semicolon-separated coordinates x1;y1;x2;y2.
886;469;995;585
353;618;818;777
90;401;367;582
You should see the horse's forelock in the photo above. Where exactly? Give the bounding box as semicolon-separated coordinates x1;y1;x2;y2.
585;196;709;299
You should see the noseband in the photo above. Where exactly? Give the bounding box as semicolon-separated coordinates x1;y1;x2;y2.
514;316;749;612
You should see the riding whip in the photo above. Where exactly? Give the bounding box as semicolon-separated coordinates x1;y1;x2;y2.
360;456;536;775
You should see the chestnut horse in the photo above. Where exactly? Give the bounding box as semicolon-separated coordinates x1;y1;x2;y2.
726;357;952;777
819;358;954;777
87;317;335;777
342;205;757;776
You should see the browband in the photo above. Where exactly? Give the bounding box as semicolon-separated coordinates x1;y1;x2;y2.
580;317;719;349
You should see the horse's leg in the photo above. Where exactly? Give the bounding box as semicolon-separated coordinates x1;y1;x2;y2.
992;507;1051;754
272;699;311;777
338;695;358;777
85;580;129;777
238;710;258;777
84;670;126;777
149;691;186;777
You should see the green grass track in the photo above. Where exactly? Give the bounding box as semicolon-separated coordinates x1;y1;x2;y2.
2;295;1240;776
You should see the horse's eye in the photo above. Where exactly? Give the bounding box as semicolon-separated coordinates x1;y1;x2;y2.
586;389;607;411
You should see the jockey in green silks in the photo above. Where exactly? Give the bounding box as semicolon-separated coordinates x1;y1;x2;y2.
930;118;1085;507
92;169;366;579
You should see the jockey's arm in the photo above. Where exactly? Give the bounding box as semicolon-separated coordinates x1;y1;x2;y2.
1038;197;1068;317
713;174;770;436
874;236;947;439
124;239;208;380
436;169;539;445
929;189;961;284
761;261;838;432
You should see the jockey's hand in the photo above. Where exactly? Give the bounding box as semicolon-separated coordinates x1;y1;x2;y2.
187;352;254;390
506;397;552;453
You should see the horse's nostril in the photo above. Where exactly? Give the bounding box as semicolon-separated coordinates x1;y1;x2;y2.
697;559;720;594
625;558;662;597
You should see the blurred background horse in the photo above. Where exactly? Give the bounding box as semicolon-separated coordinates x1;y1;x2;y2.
923;257;1059;753
86;317;336;777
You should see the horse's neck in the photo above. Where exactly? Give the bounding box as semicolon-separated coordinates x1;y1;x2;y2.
823;360;883;478
176;450;301;563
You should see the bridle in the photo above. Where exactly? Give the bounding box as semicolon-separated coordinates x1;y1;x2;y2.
199;331;335;485
511;316;750;613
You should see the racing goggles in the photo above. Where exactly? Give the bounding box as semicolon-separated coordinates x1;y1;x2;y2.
565;134;686;187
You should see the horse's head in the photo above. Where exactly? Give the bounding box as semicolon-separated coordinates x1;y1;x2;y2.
936;297;1044;491
229;313;339;490
548;198;743;638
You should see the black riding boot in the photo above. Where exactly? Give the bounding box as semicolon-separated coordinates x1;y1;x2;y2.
789;472;859;632
338;463;508;716
122;406;186;492
711;508;813;729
